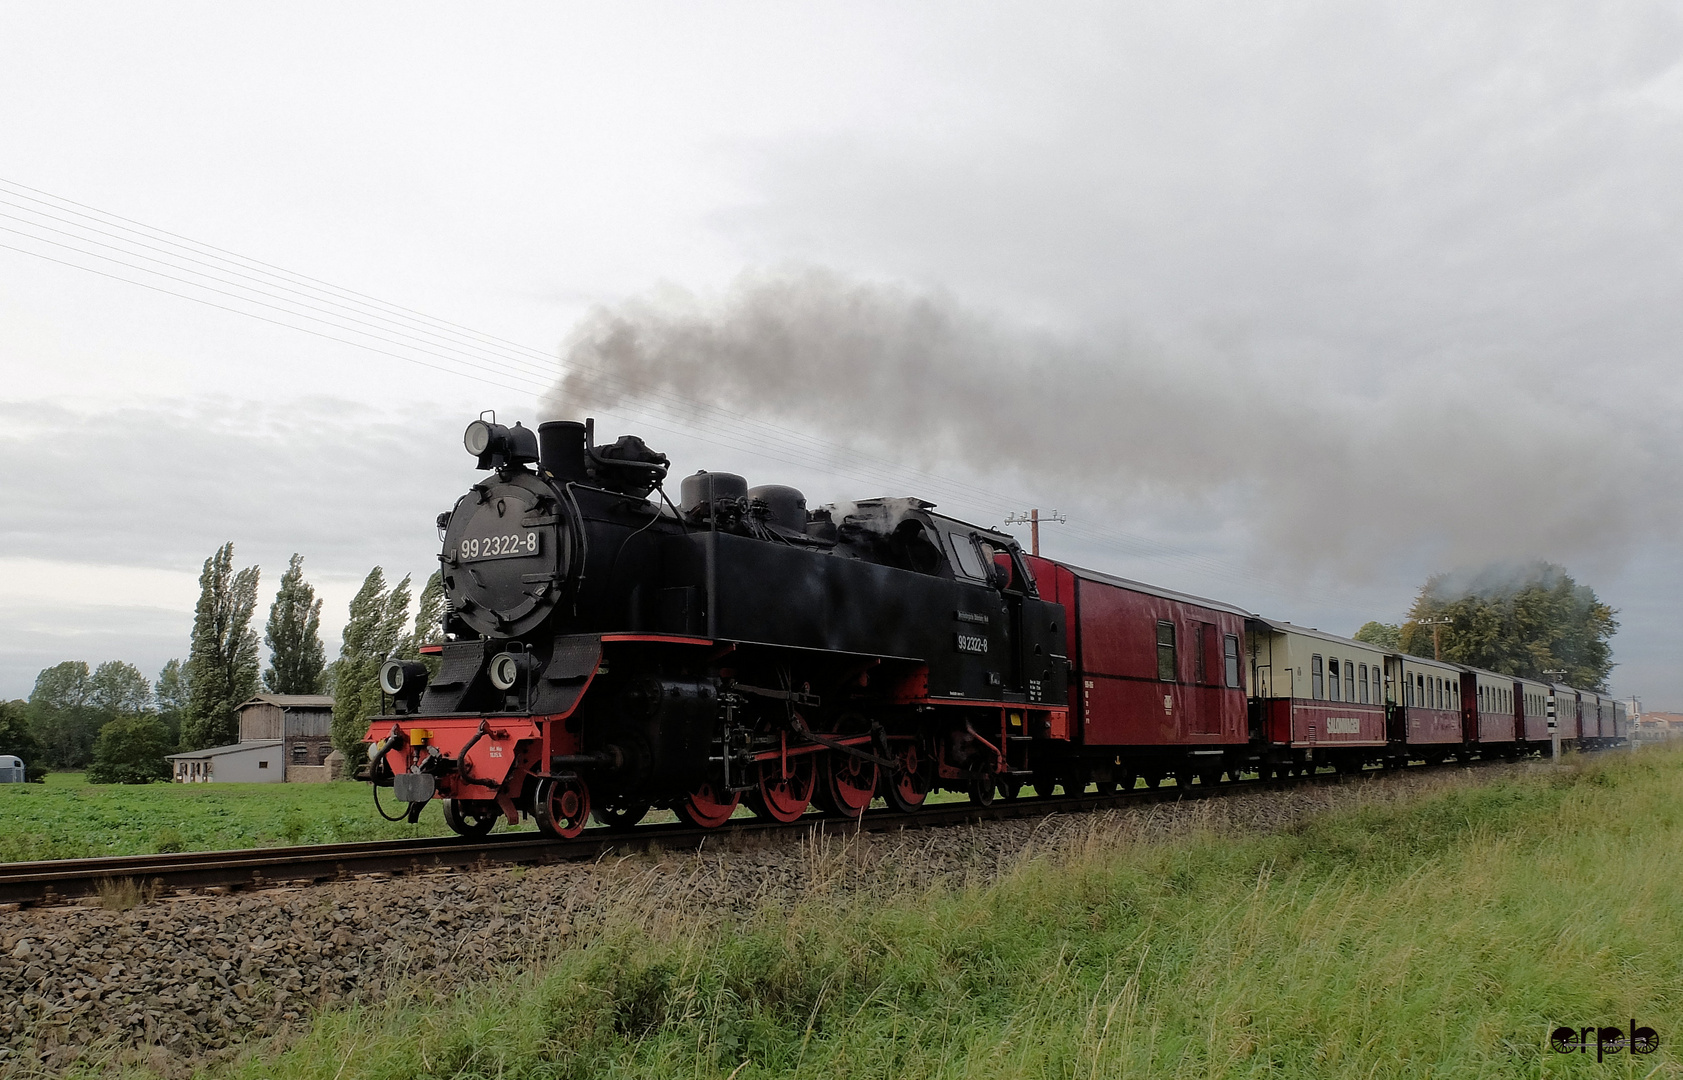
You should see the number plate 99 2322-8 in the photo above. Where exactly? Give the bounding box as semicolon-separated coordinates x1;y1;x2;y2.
458;531;540;562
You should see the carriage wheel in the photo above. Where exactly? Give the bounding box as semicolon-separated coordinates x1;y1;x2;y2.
442;799;499;838
968;775;996;807
820;752;879;819
1030;769;1059;798
750;756;815;823
1093;779;1118;796
676;781;739;828
1118;771;1138;791
1141;770;1163;789
592;800;651;832
533;776;590;839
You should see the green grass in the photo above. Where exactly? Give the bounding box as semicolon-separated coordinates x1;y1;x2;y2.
0;773;534;861
204;748;1683;1080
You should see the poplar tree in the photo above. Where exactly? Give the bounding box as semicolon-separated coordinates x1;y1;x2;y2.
330;568;412;757
179;543;262;750
403;571;445;678
264;553;326;694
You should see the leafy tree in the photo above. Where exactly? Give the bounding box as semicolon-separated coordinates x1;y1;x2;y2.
85;715;174;784
89;661;151;716
28;661;99;769
264;553;326;694
180;543;262;751
1398;562;1617;689
402;571;445;679
1353;621;1401;650
154;659;188;745
0;700;47;781
330;567;413;757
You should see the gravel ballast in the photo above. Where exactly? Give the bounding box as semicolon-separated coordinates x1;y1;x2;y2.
0;762;1545;1076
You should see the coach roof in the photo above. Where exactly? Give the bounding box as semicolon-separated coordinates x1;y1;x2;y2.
1061;562;1255;619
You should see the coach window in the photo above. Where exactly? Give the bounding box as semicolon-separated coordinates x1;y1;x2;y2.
1311;654;1324;699
1358;664;1369;704
1224;634;1241;688
1417;673;1426;706
1156;621;1177;682
1345;661;1355;702
1328;656;1340;701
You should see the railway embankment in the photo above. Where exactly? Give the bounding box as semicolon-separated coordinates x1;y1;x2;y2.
2;750;1676;1078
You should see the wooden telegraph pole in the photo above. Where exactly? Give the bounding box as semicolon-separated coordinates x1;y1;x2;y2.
1421;616;1454;661
1004;509;1066;556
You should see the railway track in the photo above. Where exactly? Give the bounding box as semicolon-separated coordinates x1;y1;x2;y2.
0;759;1520;907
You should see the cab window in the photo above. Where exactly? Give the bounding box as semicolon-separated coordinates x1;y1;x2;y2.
947;533;985;579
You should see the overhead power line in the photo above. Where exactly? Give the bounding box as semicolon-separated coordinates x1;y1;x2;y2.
0;176;1350;611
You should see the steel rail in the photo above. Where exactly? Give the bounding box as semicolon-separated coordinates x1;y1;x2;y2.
0;756;1526;907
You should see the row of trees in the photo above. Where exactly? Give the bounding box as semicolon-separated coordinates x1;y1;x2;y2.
1354;561;1617;691
1;542;441;782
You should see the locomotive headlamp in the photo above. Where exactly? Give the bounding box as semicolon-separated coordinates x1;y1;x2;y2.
464;415;541;470
489;651;530;691
380;660;430;714
464;419;497;457
380;659;429;696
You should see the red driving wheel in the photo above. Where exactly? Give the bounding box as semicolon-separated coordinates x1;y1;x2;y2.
676;780;740;828
751;755;815;823
821;752;879;819
883;743;928;813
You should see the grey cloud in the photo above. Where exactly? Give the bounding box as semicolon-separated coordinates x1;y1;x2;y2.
0;397;471;574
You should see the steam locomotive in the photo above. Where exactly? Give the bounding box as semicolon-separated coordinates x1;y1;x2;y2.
363;416;1624;838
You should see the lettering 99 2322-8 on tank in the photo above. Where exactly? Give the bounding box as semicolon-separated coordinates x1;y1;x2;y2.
457;531;541;562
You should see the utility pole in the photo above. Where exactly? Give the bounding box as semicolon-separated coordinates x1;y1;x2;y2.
1544;668;1567;762
1004;509;1066;557
1421;616;1454;661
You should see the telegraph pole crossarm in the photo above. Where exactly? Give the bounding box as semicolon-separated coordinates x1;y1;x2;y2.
1004;509;1067;557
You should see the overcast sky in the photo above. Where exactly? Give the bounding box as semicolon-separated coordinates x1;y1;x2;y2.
1;2;1678;705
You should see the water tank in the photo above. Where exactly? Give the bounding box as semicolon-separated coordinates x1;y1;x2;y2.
680;471;748;517
747;485;808;533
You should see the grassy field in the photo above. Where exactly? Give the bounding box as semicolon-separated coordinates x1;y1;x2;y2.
0;773;501;861
198;746;1683;1080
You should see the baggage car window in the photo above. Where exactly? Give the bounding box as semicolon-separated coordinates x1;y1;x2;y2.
1223;635;1240;688
1311;654;1324;699
1156;621;1177;682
